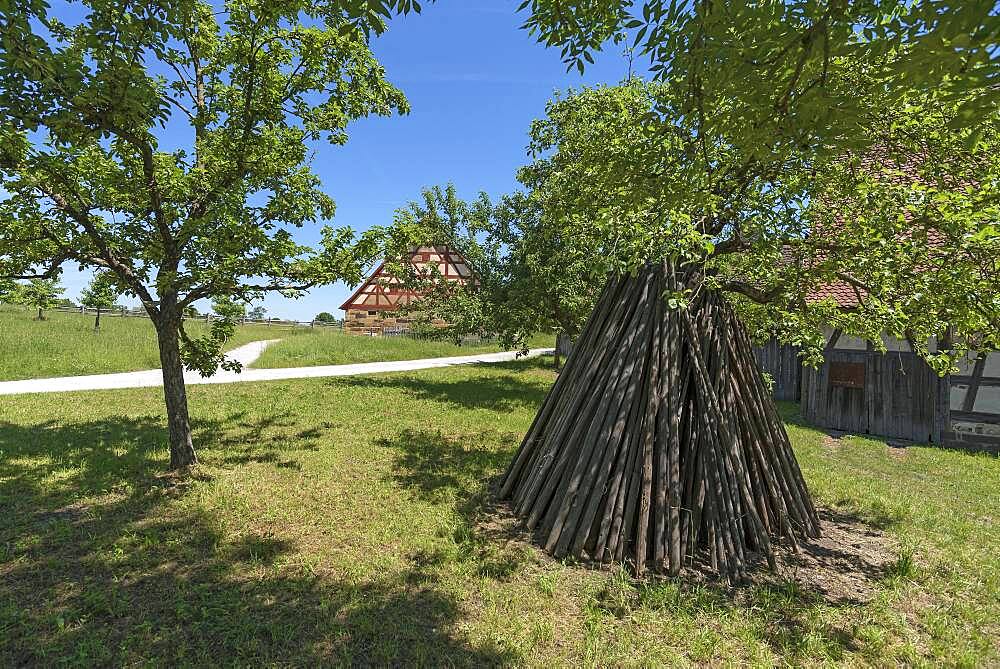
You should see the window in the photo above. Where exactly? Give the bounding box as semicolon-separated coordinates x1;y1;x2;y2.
368;310;377;316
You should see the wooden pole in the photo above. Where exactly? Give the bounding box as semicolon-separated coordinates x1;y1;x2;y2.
500;262;820;582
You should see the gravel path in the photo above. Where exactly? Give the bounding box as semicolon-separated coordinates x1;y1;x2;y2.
0;340;552;396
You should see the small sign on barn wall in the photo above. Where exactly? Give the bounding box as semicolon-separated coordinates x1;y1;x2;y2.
829;361;866;389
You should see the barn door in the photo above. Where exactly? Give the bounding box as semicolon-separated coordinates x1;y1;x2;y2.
824;351;869;433
868;351;936;442
801;350;867;433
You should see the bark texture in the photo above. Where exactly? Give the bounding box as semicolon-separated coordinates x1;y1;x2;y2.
555;332;573;369
500;261;820;582
155;318;197;468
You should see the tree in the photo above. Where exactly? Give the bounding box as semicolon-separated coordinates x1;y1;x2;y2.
0;278;14;302
80;271;121;331
15;278;64;320
496;78;999;579
484;189;601;368
247;305;267;320
314;311;337;324
479;2;998;575
386;184;598;368
0;0;427;468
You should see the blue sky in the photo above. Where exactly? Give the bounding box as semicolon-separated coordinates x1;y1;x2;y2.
56;1;632;321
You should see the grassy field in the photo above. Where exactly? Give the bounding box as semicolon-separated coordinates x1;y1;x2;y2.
252;328;555;369
1;359;997;666
0;304;555;381
0;304;300;381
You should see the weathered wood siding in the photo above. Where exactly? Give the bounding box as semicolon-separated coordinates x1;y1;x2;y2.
752;339;801;401
757;334;998;451
801;350;941;442
867;352;939;442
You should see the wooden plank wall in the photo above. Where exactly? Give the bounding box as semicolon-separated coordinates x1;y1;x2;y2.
867;352;938;443
801;349;942;442
752;339;801;401
801;350;869;434
764;337;998;450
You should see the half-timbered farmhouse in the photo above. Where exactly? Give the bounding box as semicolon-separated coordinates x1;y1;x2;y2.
339;245;474;335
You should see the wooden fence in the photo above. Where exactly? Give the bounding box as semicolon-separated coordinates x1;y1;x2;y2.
45;305;496;344
48;305;341;330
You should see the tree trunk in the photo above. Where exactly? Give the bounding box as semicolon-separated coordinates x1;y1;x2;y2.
36;307;43;320
94;308;101;332
555;332;573;369
501;262;820;582
154;317;197;468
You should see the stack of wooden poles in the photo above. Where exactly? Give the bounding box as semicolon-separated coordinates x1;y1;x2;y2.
500;261;821;582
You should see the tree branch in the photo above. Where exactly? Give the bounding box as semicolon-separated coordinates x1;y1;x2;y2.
720;280;785;304
30;182;157;309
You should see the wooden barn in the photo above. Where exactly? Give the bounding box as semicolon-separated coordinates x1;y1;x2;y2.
339;245;474;335
746;148;999;451
754;303;1000;453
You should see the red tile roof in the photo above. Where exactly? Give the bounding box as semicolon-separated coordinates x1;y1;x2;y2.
808;281;862;308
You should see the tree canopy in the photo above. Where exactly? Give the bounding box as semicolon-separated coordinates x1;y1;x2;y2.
394;78;998;368
0;0;427;466
314;311;337;323
520;1;999;141
13;278;64;319
495;0;1000;365
540;81;999;360
80;271;121;311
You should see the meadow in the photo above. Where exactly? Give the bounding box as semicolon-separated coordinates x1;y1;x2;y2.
0;305;293;381
0;304;553;381
252;328;554;369
1;358;996;666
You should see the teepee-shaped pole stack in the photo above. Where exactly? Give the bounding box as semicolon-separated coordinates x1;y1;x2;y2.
500;261;820;582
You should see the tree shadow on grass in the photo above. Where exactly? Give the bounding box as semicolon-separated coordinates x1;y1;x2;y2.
0;497;513;666
0;410;329;513
375;428;537;582
379;427;905;663
0;419;517;666
376;428;514;503
333;361;551;412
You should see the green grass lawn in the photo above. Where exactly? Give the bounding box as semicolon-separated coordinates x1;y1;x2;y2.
0;304;299;381
1;360;997;666
0;304;555;380
251;328;555;369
